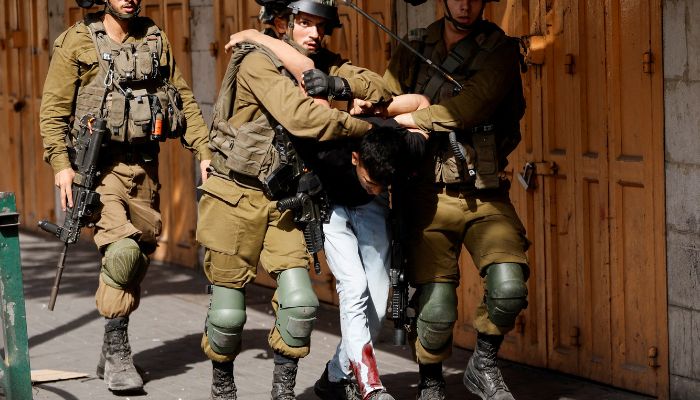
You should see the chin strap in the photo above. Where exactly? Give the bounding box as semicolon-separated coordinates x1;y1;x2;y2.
105;2;141;20
442;0;483;31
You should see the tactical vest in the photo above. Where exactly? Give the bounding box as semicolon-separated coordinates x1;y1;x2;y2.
208;43;287;188
72;13;186;144
408;21;525;189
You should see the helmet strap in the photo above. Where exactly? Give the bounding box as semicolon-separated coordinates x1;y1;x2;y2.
443;0;484;31
105;1;141;20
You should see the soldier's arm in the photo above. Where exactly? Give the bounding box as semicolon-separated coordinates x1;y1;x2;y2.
238;52;372;141
408;43;521;133
226;29;314;83
160;31;212;162
331;61;391;104
40;29;84;175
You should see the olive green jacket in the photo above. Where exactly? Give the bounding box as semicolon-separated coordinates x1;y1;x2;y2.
228;47;379;140
40;14;211;174
383;18;524;134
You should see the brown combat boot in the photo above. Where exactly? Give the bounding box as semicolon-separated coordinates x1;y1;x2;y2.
463;333;514;400
211;360;236;400
96;317;143;391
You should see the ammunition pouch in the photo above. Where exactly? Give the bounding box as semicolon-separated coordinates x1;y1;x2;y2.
435;125;501;189
70;14;185;145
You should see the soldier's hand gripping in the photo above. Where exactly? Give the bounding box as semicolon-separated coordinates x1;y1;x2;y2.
55;168;76;211
302;68;349;99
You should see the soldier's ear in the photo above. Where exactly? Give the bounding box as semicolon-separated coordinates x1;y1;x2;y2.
351;151;360;166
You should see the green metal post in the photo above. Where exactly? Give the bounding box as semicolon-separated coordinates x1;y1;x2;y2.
0;192;33;399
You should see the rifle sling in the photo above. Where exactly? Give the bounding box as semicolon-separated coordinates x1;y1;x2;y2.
423;36;479;102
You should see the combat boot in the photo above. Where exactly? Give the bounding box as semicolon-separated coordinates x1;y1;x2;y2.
313;363;361;400
271;360;298;400
463;333;514;400
97;317;143;391
211;360;236;400
367;389;396;400
417;363;446;400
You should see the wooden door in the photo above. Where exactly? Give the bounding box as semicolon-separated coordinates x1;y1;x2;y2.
64;0;199;268
0;1;54;231
212;0;262;83
481;0;667;396
140;0;200;268
606;0;666;395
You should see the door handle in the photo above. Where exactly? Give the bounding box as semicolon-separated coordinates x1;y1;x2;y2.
517;161;558;191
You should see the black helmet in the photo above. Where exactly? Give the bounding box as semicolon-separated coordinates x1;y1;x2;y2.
75;0;104;8
288;0;341;33
77;0;141;19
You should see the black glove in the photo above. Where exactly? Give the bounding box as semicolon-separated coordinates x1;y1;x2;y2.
303;69;351;99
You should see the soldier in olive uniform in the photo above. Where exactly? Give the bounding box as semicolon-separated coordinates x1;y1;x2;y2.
199;1;390;399
385;1;529;399
39;0;211;393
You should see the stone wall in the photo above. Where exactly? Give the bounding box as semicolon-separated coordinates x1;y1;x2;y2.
663;1;700;398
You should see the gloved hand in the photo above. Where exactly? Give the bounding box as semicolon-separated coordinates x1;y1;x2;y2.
302;68;350;99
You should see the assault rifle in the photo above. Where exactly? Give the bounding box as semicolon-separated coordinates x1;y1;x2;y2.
389;185;411;345
277;172;330;275
38;116;106;310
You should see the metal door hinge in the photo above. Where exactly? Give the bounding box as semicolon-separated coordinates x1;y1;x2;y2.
564;53;575;74
643;51;654;74
569;326;581;347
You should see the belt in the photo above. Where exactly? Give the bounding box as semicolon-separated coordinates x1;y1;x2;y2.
230;171;264;190
466;123;495;134
436;179;509;197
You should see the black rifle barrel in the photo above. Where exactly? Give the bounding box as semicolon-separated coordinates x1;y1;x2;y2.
341;0;463;92
48;243;68;311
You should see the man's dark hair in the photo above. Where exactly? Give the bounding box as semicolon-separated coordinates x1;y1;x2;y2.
358;126;403;187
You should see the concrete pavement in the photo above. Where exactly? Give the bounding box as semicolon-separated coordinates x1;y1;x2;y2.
4;232;653;400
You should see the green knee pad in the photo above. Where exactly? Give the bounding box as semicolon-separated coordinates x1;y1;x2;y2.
101;238;149;289
485;262;529;327
417;283;458;351
207;285;246;355
275;268;319;348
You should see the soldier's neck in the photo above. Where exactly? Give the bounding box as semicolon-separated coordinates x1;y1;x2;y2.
444;20;472;49
103;14;130;43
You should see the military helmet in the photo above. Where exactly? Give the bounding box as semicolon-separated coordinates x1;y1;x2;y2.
259;5;291;24
76;0;141;19
76;0;103;7
287;0;342;32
